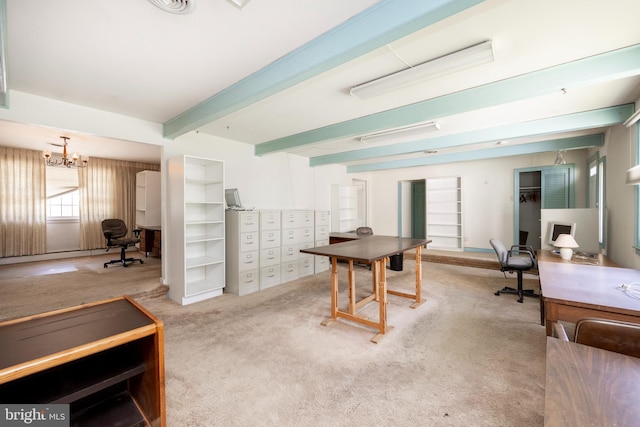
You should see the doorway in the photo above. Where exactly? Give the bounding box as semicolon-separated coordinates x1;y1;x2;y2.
398;179;426;238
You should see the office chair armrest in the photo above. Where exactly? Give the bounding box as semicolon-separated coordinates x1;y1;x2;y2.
507;246;536;264
133;228;142;238
552;322;570;341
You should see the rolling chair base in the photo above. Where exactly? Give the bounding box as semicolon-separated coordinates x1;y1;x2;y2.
104;247;144;268
494;286;539;303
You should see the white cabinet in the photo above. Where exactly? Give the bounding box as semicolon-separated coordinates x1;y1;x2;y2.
331;185;361;232
314;210;330;273
426;177;463;251
281;210;315;281
167;156;226;305
225;211;260;296
259;210;282;290
135;170;161;227
225;209;319;294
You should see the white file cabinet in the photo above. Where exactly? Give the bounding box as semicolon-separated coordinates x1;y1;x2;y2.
225;211;260;295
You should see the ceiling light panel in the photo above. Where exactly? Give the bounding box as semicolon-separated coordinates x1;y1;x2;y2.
350;40;494;100
357;122;440;144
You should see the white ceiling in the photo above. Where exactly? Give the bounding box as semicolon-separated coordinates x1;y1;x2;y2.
3;0;640;169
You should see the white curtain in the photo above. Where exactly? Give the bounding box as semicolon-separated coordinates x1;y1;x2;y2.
79;157;159;250
0;146;47;257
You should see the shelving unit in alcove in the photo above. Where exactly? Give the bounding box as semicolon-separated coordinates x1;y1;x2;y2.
426;177;463;251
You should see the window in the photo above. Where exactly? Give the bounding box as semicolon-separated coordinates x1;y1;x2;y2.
45;166;79;219
47;190;79;217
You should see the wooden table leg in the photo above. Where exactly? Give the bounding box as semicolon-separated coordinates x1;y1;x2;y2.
348;260;356;315
371;258;388;343
321;257;339;326
412;245;424;308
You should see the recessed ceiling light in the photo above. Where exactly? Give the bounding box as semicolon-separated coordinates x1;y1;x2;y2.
148;0;193;14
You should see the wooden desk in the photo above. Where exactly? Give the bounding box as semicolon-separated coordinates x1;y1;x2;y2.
545;337;640;426
0;296;166;426
301;236;430;342
539;258;640;336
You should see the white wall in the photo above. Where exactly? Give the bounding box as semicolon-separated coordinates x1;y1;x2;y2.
352;149;589;252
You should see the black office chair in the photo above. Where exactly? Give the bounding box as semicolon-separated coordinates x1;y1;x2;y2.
102;219;144;268
490;238;538;303
356;226;374;236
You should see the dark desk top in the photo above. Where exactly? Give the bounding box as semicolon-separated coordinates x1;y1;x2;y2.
0;297;156;371
545;337;640;426
301;235;430;263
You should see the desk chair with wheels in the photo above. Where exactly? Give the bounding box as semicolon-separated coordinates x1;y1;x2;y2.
490;238;538;303
102;219;144;268
554;318;640;358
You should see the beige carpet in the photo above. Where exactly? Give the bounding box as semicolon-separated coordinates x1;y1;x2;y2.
0;254;545;426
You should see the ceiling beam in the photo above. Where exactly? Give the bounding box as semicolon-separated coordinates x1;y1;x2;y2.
162;0;485;139
310;104;633;166
256;43;640;156
346;134;604;173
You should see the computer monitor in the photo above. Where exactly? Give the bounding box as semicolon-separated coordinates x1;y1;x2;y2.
225;188;243;210
546;221;576;245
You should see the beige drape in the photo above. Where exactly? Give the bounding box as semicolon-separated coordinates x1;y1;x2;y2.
0;146;47;257
79;157;159;250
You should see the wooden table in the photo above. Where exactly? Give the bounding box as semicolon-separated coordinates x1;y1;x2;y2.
538;255;640;336
301;236;429;342
545;337;640;426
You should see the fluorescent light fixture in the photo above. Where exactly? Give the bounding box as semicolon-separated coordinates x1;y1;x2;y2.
623;109;640;127
227;0;250;8
350;40;494;100
357;122;440;144
626;165;640;185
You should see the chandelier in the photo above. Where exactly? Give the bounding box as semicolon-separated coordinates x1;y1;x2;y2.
43;136;89;168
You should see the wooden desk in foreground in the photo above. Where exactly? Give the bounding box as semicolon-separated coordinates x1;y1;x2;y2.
545;337;640;426
0;296;166;426
301;236;430;342
538;255;640;336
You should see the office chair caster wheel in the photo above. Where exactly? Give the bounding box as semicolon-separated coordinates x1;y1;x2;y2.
103;265;107;268
494;291;500;296
140;260;144;264
124;264;128;267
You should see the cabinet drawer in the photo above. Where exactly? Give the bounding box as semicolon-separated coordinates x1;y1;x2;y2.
260;230;281;249
260;248;281;267
315;256;330;273
239;250;259;271
300;227;314;243
281;211;298;229
260;211;281;231
281;262;299;282
315;211;330;226
239;212;259;233
298;257;314;277
315;225;329;241
298;211;314;226
282;228;300;244
260;266;281;289
240;232;259;252
238;269;260;295
281;245;299;262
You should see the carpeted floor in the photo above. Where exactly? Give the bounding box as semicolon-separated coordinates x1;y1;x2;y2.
0;254;545;426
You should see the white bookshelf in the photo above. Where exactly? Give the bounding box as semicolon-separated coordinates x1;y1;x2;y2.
167;155;225;305
426;177;463;251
